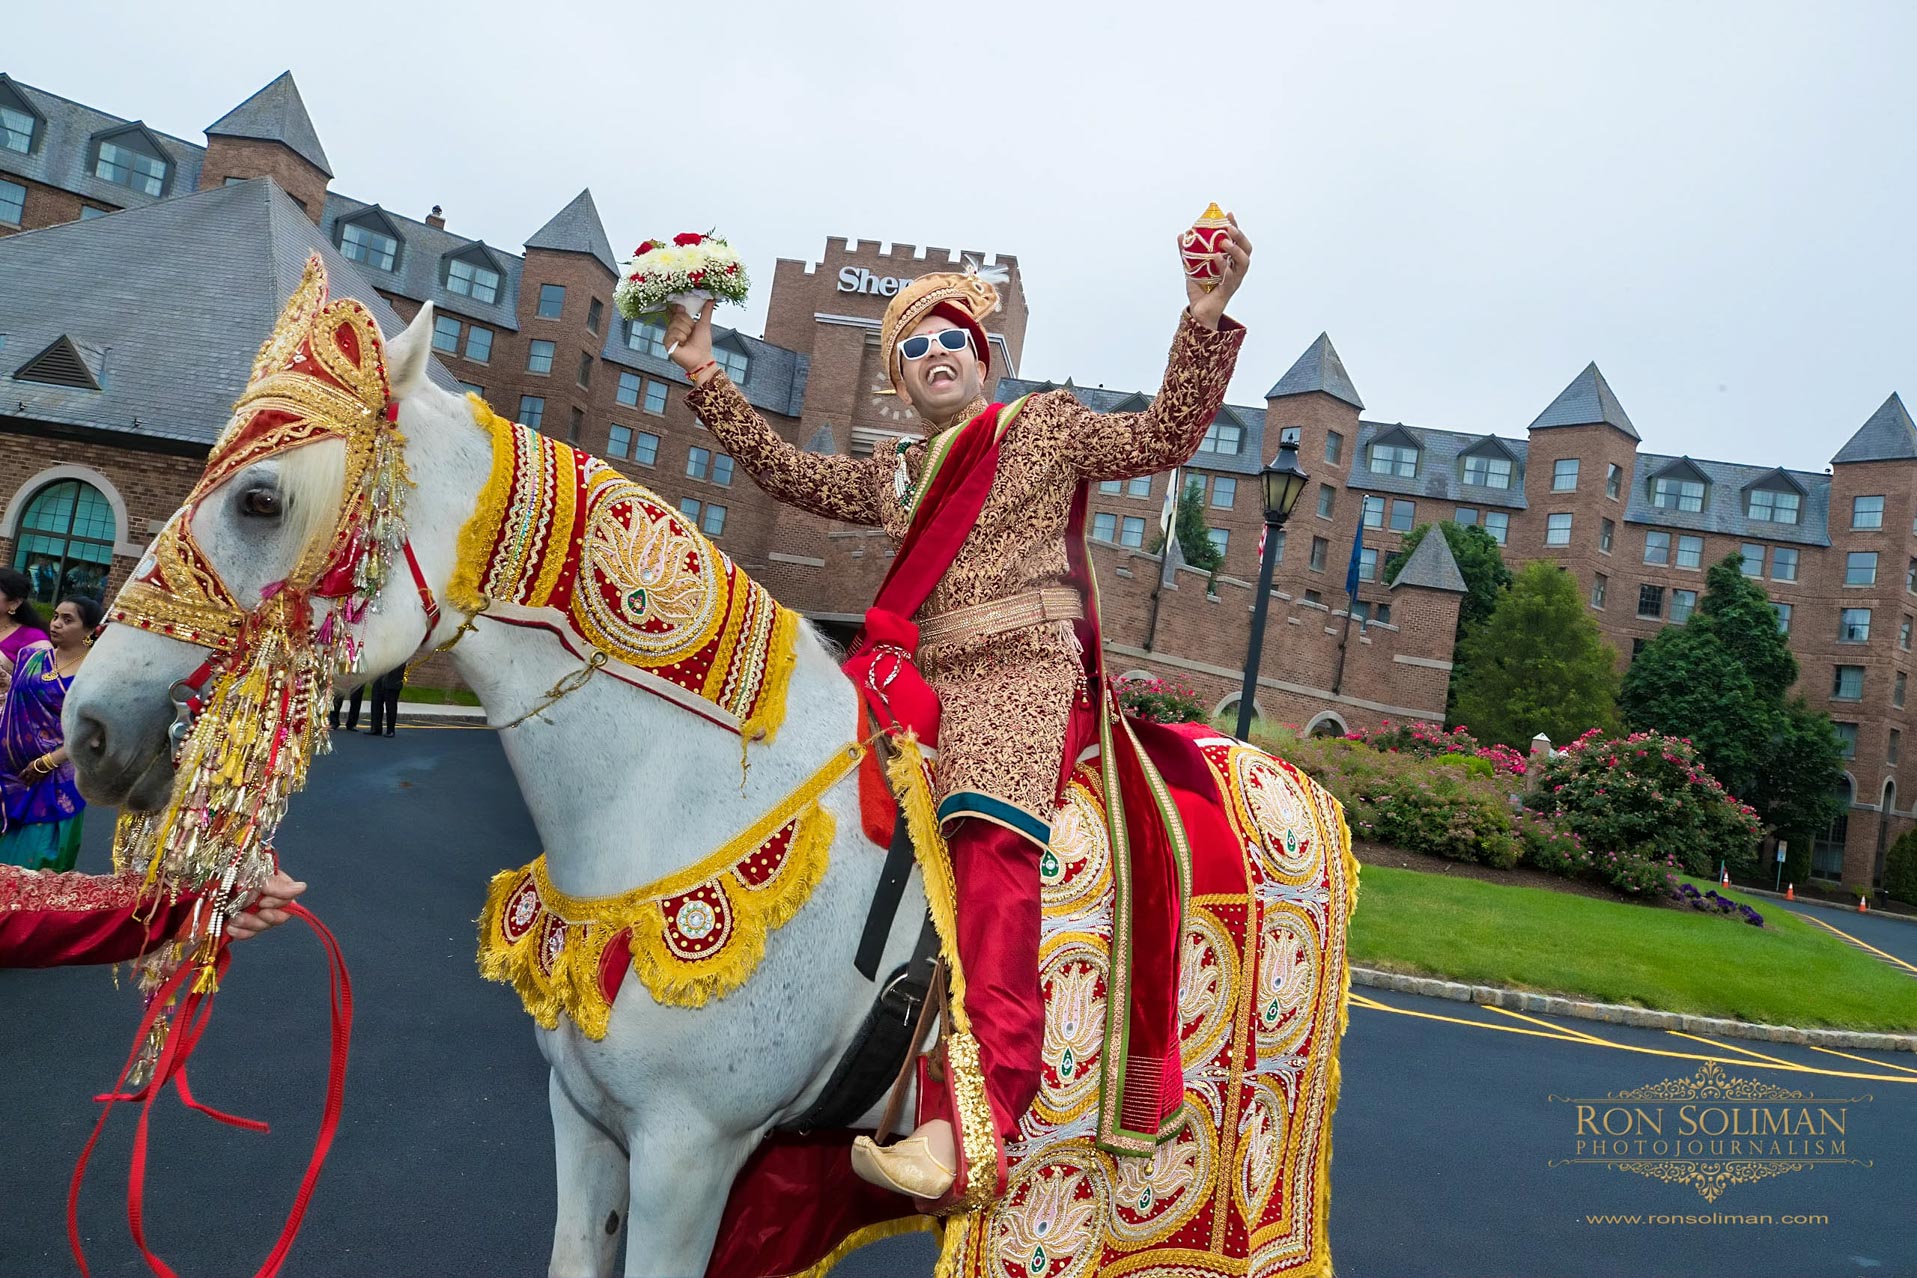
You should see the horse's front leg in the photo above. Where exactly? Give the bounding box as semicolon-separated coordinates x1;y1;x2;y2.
622;1106;757;1278
548;1069;632;1278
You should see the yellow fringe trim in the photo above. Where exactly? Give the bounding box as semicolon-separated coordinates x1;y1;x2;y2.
740;602;799;746
785;1214;936;1278
447;392;515;616
476;742;864;1033
883;732;968;1032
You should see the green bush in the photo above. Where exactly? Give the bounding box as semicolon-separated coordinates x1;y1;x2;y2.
1882;833;1917;906
1432;752;1496;779
1113;675;1208;724
1525;730;1760;886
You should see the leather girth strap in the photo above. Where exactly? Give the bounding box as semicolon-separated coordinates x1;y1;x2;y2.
854;783;918;980
777;917;940;1135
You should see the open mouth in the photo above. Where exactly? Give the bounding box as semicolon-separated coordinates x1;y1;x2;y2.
927;363;958;387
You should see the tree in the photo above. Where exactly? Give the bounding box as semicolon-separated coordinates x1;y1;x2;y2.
1385;521;1514;723
1170;476;1223;574
1622;553;1845;850
1451;561;1623;750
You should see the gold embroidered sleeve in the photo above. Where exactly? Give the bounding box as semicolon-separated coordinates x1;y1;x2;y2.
684;371;888;526
1060;310;1247;481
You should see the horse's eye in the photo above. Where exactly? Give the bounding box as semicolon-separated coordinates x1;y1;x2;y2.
239;486;282;519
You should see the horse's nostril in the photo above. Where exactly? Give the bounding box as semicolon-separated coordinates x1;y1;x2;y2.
73;712;109;763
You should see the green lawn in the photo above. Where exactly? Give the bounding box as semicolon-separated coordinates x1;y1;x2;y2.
397;685;481;706
1350;868;1917;1033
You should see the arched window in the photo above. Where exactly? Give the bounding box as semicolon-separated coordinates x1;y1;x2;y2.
10;479;116;604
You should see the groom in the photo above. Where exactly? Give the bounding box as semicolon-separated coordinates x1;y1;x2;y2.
669;219;1251;1203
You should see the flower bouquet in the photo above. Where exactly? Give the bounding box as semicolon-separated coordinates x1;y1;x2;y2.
614;231;750;329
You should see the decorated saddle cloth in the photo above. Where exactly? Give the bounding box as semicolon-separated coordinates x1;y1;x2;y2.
707;723;1357;1278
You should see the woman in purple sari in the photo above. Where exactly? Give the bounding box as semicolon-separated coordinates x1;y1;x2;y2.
0;568;52;680
0;596;102;871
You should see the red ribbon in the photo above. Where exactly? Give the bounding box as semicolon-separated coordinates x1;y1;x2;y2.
67;903;354;1278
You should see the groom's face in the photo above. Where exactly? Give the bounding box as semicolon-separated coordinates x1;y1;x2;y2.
898;315;985;421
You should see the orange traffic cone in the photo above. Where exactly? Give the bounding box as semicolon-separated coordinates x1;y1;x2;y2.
1786;883;1795;901
1859;896;1869;913
1720;866;1731;888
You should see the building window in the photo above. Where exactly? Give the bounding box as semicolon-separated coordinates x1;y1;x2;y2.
1463;454;1512;488
1775;602;1792;633
1211;476;1235;508
1120;516;1145;548
464;326;493;363
1316;485;1336;519
1482;511;1509;545
1369;441;1417;477
624;319;669;357
1747;487;1801;524
446;256;500;304
608;424;633;459
617;371;642;407
537;283;565;318
1644;531;1671;566
1671;589;1697;623
1198;419;1242;454
1303;589;1323;606
1591;574;1607;609
1772;547;1798;582
1389;499;1415;533
587;298;604;334
1552;458;1580;491
1893;729;1902;766
687;446;713;481
1362;495;1385;529
1676;535;1703;570
1740;543;1764;577
456;382;484;398
712;454;734;486
431;314;461;354
1606;463;1622;499
1846;551;1877;586
568;407;583;443
1903;615;1913;650
1325;431;1344;465
1358;547;1379;582
1899;673;1909;710
1207;527;1230;556
1651;476;1705;512
1637;584;1664;619
9;479;116;604
518;396;544;430
644;380;668;414
1545;513;1573;546
715;346;750;383
94;137;167;196
1832;723;1859;759
1092;512;1117;542
339;220;398;271
526;340;555;375
1833;666;1865;701
1853;495;1885;530
632;431;659;465
1098;481;1120;496
79;205;108;220
701;503;727;537
1128;475;1152;499
1909;558;1917;594
1840;608;1872;643
1;100;36;154
0;178;23;226
1454;507;1478;526
1310;537;1329;572
1270;530;1286;563
577;351;593;388
1600;519;1615;554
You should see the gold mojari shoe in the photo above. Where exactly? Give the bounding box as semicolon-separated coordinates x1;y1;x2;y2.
850;1133;957;1200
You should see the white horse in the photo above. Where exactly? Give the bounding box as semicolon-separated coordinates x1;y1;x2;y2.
67;303;929;1278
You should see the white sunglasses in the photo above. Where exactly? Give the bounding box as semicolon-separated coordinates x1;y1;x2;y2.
898;329;972;361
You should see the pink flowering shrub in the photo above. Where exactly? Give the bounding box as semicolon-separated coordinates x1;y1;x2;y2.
1343;720;1529;778
1523;730;1761;887
1275;734;1522;869
1113;675;1208;724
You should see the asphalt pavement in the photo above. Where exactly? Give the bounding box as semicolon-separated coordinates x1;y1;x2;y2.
3;726;1913;1278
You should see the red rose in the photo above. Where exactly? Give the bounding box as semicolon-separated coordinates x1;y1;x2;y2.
689;270;706;286
636;241;657;255
673;232;704;247
725;262;738;273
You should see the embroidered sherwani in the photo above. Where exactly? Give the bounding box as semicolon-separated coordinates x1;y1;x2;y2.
686;311;1246;841
0;865;197;967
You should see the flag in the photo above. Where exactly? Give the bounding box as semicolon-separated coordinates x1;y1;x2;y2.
1344;515;1365;599
1256;523;1266;562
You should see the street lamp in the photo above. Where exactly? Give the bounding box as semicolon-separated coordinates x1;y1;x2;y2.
1233;433;1311;741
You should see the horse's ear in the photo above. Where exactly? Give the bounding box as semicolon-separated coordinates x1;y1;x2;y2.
385;302;436;399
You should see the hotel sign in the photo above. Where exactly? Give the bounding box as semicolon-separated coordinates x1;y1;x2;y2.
836;267;905;297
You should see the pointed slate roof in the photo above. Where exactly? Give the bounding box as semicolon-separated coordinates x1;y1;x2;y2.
1388;527;1467;594
1266;332;1363;409
1528;362;1639;439
206;72;332;178
525;188;617;275
1831;393;1917;465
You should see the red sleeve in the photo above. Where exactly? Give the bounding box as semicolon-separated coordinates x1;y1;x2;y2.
0;865;200;968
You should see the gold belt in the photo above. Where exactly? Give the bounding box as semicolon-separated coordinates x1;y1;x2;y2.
916;587;1084;648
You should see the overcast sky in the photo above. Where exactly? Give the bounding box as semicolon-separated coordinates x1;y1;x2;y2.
11;1;1914;473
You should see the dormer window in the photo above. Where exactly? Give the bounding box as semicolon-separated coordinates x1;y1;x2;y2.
0;80;41;154
624;318;668;358
91;127;169;196
444;249;501;304
1748;488;1800;524
714;337;750;384
1197;415;1243;455
1459;438;1516;489
1367;427;1419;478
1648;459;1709;513
336;209;402;272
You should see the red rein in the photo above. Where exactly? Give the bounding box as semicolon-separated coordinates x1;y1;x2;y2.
68;903;354;1278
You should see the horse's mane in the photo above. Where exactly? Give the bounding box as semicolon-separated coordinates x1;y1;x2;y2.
279;437;349;572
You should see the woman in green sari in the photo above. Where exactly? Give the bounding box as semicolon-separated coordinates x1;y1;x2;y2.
0;597;102;870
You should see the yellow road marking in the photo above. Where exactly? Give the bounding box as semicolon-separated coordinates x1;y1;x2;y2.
1662;1032;1802;1070
1484;1004;1615;1046
1799;913;1917;975
1807;1043;1917;1075
1352;991;1917;1085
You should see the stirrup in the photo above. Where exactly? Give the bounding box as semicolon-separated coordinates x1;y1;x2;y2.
850;1132;957;1201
